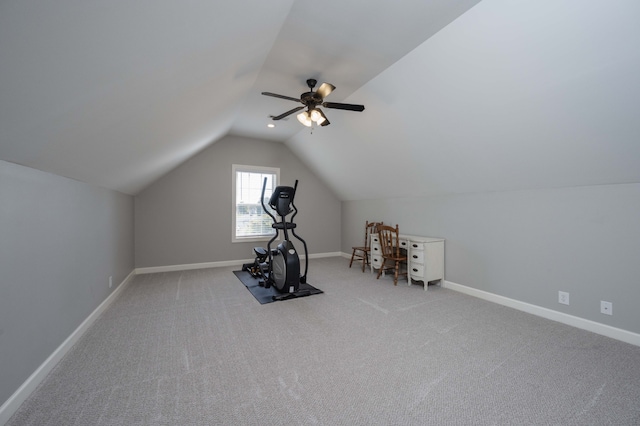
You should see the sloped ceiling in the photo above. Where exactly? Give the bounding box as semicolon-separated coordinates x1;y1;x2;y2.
2;1;639;199
289;0;640;200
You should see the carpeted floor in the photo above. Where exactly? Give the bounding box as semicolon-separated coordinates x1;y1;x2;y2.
7;257;640;425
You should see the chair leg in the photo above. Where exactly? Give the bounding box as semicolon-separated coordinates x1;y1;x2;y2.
361;252;368;272
393;261;399;285
349;249;356;268
376;262;384;279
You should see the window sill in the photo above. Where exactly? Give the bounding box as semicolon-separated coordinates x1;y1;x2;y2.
232;236;274;244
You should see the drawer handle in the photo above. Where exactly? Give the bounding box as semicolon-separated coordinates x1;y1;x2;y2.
413;268;418;272
412;255;418;259
412;244;419;248
374;248;378;251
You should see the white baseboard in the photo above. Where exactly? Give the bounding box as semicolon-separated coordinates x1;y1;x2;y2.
135;259;247;274
308;252;344;259
443;280;640;347
135;252;344;275
0;270;136;425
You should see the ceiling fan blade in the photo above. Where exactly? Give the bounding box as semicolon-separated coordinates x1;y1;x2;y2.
272;106;304;120
316;82;335;99
322;102;365;112
262;92;302;103
317;108;330;126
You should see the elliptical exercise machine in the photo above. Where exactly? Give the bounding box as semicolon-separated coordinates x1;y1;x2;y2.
242;178;309;300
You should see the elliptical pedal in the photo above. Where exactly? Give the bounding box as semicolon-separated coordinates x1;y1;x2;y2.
271;288;311;301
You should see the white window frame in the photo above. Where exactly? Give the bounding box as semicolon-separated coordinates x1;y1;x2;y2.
232;164;280;243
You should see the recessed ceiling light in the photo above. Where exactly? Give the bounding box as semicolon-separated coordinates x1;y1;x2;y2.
267;123;275;128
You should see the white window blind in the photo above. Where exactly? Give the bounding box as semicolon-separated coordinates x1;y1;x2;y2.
232;165;279;242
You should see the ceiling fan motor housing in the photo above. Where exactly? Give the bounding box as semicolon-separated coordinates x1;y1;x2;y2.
301;79;322;107
301;91;323;107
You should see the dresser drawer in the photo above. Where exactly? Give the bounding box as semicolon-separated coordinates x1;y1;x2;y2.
371;254;383;269
409;250;424;264
409;242;424;250
410;263;424;280
371;242;381;256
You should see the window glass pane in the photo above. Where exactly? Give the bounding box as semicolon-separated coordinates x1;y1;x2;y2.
235;169;277;239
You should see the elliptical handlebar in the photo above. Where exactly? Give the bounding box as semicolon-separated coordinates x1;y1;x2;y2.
290;180;299;223
287;181;308;282
260;177;277;224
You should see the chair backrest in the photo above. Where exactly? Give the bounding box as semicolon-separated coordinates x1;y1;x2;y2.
377;224;401;257
364;221;382;247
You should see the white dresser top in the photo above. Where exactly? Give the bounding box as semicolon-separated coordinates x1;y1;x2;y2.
399;234;445;243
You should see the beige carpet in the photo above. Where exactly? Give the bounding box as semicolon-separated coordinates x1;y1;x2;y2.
7;257;640;425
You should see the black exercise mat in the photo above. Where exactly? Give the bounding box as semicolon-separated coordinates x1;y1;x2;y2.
233;270;323;304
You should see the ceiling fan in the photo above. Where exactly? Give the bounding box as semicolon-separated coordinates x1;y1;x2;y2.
262;78;365;127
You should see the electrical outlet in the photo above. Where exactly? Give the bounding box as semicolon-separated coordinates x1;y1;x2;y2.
601;301;613;315
109;276;113;288
558;291;570;305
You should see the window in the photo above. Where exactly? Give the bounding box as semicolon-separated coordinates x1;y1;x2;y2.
232;165;279;242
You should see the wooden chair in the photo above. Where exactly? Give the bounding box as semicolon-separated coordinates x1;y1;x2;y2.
376;224;408;285
349;221;382;272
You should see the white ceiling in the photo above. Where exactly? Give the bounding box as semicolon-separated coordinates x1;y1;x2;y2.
2;0;639;199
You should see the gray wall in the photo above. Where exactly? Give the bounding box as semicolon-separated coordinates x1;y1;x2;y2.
342;183;640;335
135;135;341;268
0;160;134;407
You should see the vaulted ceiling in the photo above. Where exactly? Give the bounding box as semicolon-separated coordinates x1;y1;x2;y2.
2;1;639;199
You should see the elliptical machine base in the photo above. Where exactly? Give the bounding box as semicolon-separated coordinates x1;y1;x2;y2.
268;240;312;301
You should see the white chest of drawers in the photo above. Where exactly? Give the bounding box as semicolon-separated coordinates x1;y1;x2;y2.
370;233;444;290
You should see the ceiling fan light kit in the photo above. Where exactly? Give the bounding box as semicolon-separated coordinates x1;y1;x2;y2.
297;108;327;127
263;78;365;128
296;111;313;127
